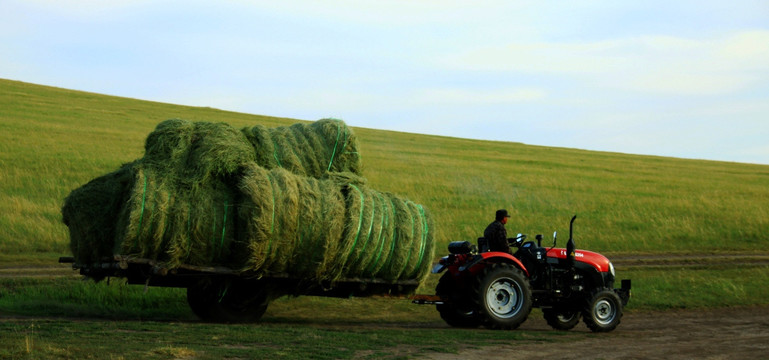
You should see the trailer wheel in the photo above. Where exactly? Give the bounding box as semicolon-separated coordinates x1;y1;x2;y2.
187;279;269;323
474;263;532;330
435;272;482;328
582;289;623;332
543;308;581;331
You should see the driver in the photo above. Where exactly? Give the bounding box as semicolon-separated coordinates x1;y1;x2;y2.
484;209;511;253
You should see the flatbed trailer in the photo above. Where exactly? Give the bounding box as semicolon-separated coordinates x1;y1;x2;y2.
59;255;422;322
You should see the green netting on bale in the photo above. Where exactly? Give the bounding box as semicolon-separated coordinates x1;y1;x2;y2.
62;118;433;286
241;118;361;177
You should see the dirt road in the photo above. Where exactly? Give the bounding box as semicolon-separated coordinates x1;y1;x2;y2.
425;306;769;360
5;254;769;359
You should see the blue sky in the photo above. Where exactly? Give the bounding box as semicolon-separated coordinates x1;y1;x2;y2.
2;1;768;164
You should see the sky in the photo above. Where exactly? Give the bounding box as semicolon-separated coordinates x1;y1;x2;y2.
2;1;768;165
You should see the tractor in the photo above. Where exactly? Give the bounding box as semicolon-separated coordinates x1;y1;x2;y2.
421;215;631;332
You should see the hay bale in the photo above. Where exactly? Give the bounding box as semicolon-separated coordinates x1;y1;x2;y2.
62;118;433;288
237;165;349;279
144;119;253;180
115;164;240;267
61;161;136;264
237;166;434;283
241;118;361;177
114;119;253;267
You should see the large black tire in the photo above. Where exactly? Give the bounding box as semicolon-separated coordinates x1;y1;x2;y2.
582;289;623;332
187;279;269;323
543;308;581;331
435;272;483;328
474;263;532;330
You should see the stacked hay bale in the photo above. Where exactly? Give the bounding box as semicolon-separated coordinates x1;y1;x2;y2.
237;167;433;282
62;118;434;285
241;119;361;177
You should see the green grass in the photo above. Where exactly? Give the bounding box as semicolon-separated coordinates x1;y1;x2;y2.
0;316;557;360
0;277;563;359
621;266;769;309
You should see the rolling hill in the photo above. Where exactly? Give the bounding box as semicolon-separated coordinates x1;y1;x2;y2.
1;78;767;265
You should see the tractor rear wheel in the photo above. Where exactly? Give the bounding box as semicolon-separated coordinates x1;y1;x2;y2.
474;263;532;330
543;308;581;330
435;272;482;328
187;279;269;323
582;289;623;332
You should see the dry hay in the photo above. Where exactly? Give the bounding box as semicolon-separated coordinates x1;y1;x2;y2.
62;118;433;286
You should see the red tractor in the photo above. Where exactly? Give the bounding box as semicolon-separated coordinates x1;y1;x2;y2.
424;215;631;332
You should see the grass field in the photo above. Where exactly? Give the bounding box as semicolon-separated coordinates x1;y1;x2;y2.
1;78;769;358
3;78;767;259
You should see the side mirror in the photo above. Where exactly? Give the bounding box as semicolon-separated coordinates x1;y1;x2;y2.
552;231;557;247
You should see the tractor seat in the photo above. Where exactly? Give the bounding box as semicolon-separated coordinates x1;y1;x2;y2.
477;237;489;253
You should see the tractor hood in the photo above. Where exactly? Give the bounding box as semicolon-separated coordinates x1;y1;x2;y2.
547;248;612;273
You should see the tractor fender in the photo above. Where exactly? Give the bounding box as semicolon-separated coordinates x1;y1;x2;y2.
459;251;530;277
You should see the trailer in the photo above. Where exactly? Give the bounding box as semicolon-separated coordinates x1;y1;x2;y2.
59;255;420;323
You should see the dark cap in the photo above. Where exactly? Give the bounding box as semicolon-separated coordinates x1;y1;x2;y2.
495;209;511;220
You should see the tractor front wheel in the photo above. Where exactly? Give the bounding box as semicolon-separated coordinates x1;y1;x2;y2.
474;263;532;330
582;289;623;332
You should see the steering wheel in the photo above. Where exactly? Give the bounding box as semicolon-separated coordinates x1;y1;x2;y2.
508;233;526;247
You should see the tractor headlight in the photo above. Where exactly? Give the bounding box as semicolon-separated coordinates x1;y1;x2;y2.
609;261;616;277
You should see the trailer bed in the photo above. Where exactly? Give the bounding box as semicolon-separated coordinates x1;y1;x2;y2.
59;255;421;298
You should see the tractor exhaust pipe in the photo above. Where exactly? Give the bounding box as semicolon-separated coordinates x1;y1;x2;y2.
566;215;577;267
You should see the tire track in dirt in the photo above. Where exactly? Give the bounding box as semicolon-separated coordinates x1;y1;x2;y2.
4;253;769;278
424;306;769;360
610;252;769;270
0;265;78;278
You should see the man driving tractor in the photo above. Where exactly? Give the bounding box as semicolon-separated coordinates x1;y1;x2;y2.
484;209;511;253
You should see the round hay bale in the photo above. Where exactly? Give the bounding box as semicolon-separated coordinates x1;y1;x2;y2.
61;161;136;264
236;163;275;272
241;124;278;169
241;118;362;178
116;164;239;267
310;178;347;281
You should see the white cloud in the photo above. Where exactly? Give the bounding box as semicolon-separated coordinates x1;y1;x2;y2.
444;30;769;96
415;88;547;105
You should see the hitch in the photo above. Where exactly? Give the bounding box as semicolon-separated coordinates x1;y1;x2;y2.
615;279;632;305
410;294;444;305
